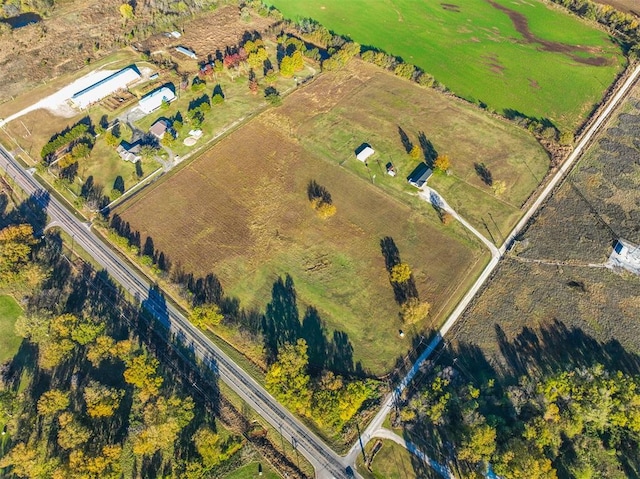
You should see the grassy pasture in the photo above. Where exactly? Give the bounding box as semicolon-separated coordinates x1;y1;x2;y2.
116;116;487;374
269;0;625;131
223;462;280;479
0;295;23;363
357;439;438;479
275;60;549;243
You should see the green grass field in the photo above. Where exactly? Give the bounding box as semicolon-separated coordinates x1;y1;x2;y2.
277;60;549;243
357;440;440;479
268;0;625;132
0;295;23;363
224;462;281;479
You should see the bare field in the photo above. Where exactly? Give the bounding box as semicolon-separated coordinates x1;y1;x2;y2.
0;3;273;106
595;0;639;15
451;83;640;373
273;60;550;243
0;0;131;104
116;117;487;374
138;6;276;61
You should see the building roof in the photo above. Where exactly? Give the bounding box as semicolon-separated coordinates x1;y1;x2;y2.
355;143;375;162
116;141;141;162
176;46;197;59
407;163;432;188
149;119;168;138
71;66;141;109
138;86;176;114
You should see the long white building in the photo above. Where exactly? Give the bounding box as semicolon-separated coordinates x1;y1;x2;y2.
71;66;141;109
138;86;176;114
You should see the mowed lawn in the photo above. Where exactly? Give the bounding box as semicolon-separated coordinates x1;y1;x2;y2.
269;0;625;132
224;462;280;479
116;118;487;374
0;295;23;363
274;60;549;244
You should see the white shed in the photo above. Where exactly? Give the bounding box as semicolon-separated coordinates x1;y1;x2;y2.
71;66;141;109
138;87;176;114
356;145;375;162
176;46;197;59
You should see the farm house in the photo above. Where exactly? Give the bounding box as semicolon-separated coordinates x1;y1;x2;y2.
355;143;374;162
71;66;141;109
150;119;169;139
138;87;176;114
407;163;432;188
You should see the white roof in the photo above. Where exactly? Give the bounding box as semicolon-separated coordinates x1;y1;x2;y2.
71;67;140;109
138;87;176;114
176;46;197;59
356;146;375;161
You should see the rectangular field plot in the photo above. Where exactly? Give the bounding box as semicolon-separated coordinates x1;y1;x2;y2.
273;61;549;243
116;118;487;374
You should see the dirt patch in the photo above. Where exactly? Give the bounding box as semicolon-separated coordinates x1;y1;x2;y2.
595;0;640;16
483;54;505;75
441;3;461;12
487;0;610;66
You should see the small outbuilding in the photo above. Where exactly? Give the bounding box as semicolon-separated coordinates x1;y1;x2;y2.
386;162;396;177
176;46;197;60
138;86;176;114
149;119;169;139
407;163;432;188
355;143;375;162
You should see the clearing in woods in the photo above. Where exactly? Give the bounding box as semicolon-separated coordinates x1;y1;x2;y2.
268;0;625;132
115;61;549;374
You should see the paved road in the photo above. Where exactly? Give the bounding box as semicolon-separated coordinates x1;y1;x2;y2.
347;62;640;470
0;147;354;479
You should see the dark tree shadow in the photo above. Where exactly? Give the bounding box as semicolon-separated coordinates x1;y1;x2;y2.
380;236;401;272
398;126;413;153
302;306;327;373
417;131;438;166
188;94;210;112
262;274;301;363
474;162;493;186
307;179;332;204
212;84;224;98
328;331;354;375
6;189;50;234
379;236;419;304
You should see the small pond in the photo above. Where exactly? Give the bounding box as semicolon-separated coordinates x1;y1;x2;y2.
1;12;42;29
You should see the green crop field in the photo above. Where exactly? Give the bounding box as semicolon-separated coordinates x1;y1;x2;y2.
268;0;625;132
0;295;23;363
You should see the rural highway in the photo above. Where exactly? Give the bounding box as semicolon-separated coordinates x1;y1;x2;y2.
0;147;354;479
346;62;640;469
2;60;639;478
